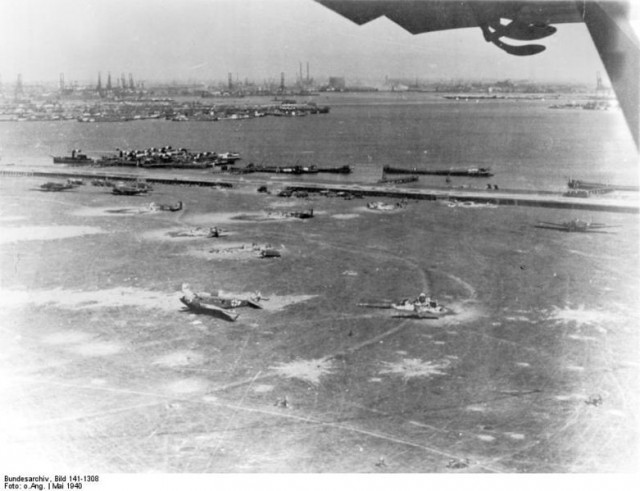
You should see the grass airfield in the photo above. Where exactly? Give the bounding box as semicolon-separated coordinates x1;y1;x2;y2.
0;177;638;473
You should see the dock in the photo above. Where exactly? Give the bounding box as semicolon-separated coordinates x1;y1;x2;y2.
0;166;233;188
285;182;640;214
1;166;638;214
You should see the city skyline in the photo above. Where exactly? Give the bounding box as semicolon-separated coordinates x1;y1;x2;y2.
0;71;606;90
2;0;638;86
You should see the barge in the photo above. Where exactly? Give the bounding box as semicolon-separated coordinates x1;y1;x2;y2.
383;165;493;177
568;179;639;193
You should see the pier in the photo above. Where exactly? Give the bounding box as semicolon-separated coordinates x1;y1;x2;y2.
1;166;638;214
285;182;640;214
0;166;233;188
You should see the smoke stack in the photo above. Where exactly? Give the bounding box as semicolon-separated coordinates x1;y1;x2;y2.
15;73;23;100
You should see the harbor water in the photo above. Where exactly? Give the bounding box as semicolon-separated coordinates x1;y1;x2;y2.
1;92;637;191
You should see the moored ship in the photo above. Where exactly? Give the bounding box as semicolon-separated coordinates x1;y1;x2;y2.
236;164;319;174
383;165;493;177
316;165;352;174
568;179;639;192
95;147;235;169
53;149;95;165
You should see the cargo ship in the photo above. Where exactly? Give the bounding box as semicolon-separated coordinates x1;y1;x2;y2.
383;165;493;177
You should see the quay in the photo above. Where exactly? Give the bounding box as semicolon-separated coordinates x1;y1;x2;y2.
1;166;638;214
286;182;640;214
0;166;233;188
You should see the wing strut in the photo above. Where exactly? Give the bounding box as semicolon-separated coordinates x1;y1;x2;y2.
581;1;640;149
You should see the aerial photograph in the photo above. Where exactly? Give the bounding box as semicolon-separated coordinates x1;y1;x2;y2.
0;0;638;487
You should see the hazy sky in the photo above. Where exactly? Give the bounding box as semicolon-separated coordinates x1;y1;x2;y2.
1;0;637;85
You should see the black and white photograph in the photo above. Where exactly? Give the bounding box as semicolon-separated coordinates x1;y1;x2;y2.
0;0;638;485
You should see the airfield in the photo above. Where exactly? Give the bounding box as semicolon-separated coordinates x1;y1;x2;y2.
0;174;638;473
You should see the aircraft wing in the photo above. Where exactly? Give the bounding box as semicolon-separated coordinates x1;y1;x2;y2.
316;0;585;34
315;0;640;149
587;222;620;228
534;221;615;232
534;221;569;230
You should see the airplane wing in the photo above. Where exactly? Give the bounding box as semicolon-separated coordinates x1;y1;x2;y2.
392;312;440;319
534;221;569;230
534;221;615;232
316;0;585;34
315;0;640;149
587;222;620;228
